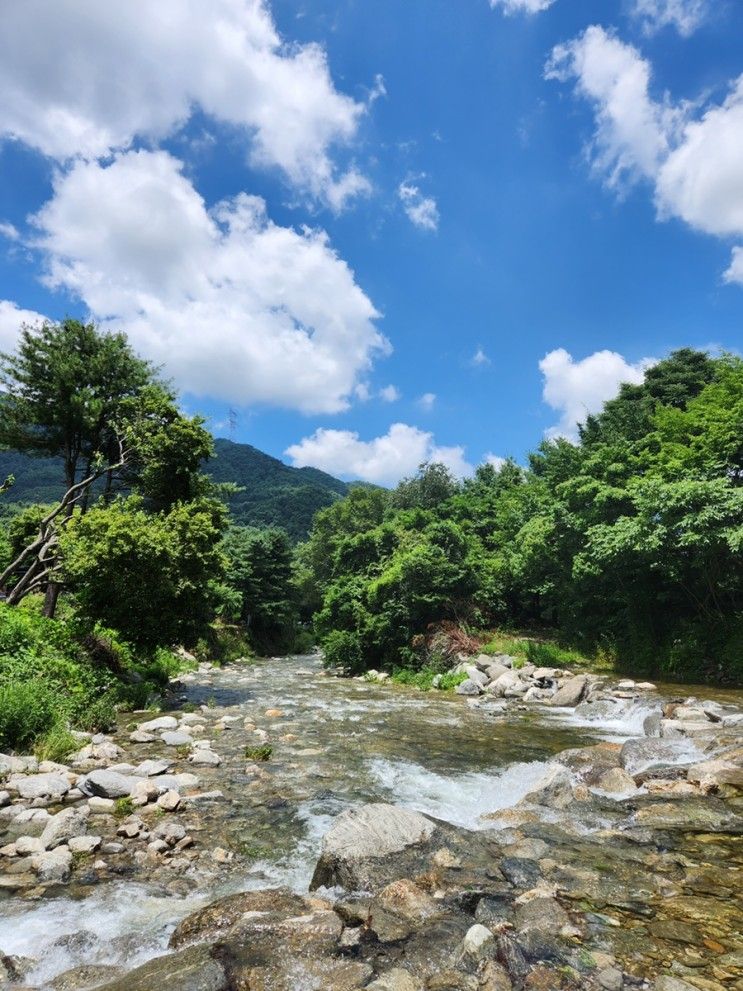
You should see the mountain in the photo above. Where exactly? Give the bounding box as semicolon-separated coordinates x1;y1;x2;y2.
0;438;349;541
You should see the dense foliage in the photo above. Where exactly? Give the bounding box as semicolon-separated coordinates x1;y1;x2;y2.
302;350;743;683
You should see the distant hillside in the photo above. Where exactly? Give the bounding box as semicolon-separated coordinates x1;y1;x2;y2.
0;438;349;541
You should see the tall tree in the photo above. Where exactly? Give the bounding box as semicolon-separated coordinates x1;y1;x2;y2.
0;319;153;491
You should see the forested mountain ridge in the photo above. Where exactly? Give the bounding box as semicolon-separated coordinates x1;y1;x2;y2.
0;437;349;541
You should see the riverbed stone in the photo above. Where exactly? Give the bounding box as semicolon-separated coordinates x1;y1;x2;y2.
189;749;221;766
68;835;101;854
93;945;226;991
490;671;523;697
133;758;171;777
686;759;743;791
50;963;126;991
170;888;308;947
521;766;574;809
138;716;179;732
39;807;89;849
619;737;698;774
161;730;193;747
79;769;142;799
13;773;70;801
595;767;639;796
31;846;72;883
368;968;423;991
455;679;482;697
630;798;743;833
548;676;588;707
310;803;436;891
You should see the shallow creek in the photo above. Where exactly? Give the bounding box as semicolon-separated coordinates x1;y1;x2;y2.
1;655;742;987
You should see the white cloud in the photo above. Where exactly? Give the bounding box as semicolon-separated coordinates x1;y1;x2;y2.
0;222;19;241
484;453;507;470
417;392;436;411
285;422;473;485
470;346;491;367
0;0;370;209
379;384;401;403
29;149;387;413
398;182;439;232
630;0;709;37
724;246;743;286
547;26;743;283
539;347;653;440
0;299;47;352
490;0;555;13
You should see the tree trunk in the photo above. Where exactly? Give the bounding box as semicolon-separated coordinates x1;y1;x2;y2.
43;582;61;619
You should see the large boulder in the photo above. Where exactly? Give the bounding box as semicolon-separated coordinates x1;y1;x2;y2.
170;888;309;948
548;676;588;707
94;946;226;991
13;773;70;801
310;804;436;891
455;679;483;697
78;769;142;799
520;766;574;809
489;671;522;698
619;738;698;775
39;807;89;850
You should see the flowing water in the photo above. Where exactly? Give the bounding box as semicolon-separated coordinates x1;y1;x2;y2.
1;655;742;986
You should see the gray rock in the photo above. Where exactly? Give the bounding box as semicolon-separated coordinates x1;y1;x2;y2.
489;670;522;698
595;768;639;796
15;835;44;855
79;769;142;799
643;711;663;737
129;730;156;744
464;666;489;688
40;807;89;849
620;738;698;775
188;750;221;766
138;716;179;732
311;803;436;891
455;679;483;697
548;675;588;707
14;773;70;800
520;766;574;809
653;979;698;991
367;968;423;991
31;846;72;883
68;835;101;854
133;759;171;777
50;964;125;991
161;731;193;747
91;945;226;991
485;663;509;682
598;968;623;991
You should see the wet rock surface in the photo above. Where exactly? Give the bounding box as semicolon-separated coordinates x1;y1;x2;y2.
0;655;740;990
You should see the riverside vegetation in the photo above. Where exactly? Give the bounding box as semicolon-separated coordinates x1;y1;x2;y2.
0;324;741;991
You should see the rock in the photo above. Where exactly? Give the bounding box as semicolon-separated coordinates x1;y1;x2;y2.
485;663;509;683
368;968;423;991
39;807;89;850
455;679;483;697
15;836;44;855
79;769;141;799
133;759;171;777
157;789;181;811
310;803;436;891
129;731;156;744
555;743;622;785
68;835;101;854
686;759;743;791
630;798;743;833
161;731;193;747
595;768;639;796
0;791;9;808
460;923;494;960
14;773;70;800
597;968;623;991
138;716;179;732
130;779;159;806
31;846;72;883
520;766;574;809
189;750;221;766
490;671;522;698
376;878;442;922
619;737;699;775
643;711;663;737
155;821;187;846
464;666;489;688
87;797;115;813
50;963;126;990
653;979;698;991
181;713;207;725
548;676;588;707
171;888;309;947
92;945;226;991
531;667;560;683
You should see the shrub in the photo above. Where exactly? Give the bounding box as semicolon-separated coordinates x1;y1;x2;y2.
438;671;469;691
321;629;364;674
0;681;57;751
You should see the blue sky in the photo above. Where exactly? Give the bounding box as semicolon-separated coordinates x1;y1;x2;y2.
0;0;741;483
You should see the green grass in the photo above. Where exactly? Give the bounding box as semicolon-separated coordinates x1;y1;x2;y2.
391;668;469;692
33;723;79;763
113;796;134;818
478;627;602;672
244;745;272;761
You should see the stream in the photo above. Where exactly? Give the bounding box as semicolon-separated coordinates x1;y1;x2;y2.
0;655;741;989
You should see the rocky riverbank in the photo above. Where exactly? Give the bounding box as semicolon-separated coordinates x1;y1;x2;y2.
0;654;741;990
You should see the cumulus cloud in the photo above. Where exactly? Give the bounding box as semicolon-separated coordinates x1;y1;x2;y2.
417;392;436;411
490;0;555;13
379;384;401;402
484;453;507;470
539;347;653;440
398;182;439;232
0;299;47;352
0;222;19;241
29;150;387;413
285;422;473;485
0;0;370;209
630;0;709;37
724;247;743;286
547;26;743;283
